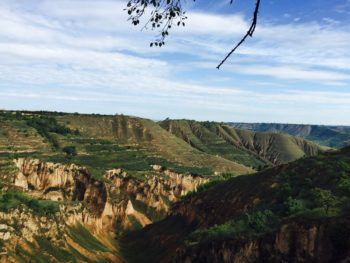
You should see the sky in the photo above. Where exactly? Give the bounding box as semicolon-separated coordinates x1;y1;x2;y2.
1;0;350;125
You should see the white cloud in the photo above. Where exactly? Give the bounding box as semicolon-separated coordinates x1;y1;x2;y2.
0;0;349;124
231;65;350;83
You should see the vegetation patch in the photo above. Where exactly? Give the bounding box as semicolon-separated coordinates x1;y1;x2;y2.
68;223;110;252
34;236;76;262
127;215;143;230
186;209;279;244
130;197;166;222
0;190;59;216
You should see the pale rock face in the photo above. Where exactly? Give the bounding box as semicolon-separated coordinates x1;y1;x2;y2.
125;200;152;227
151;164;163;172
0;224;12;231
14;171;28;190
105;167;209;214
43;190;64;201
9;158;209;241
0;232;11;241
0;207;65;243
13;158;88;199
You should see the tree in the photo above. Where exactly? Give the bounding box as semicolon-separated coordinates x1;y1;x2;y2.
244;209;277;233
125;0;261;68
62;146;77;157
312;188;338;215
284;197;306;215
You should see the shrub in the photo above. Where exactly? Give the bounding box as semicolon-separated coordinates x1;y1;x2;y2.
283;197;306;215
243;209;278;234
221;172;236;180
187;209;279;244
23;115;74;149
182;179;222;200
0;190;59;216
312;188;338;215
62;146;77;157
338;177;350;196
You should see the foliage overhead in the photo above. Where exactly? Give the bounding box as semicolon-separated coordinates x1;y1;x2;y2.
125;0;261;68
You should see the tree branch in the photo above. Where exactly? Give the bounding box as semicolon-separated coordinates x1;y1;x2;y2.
217;0;261;69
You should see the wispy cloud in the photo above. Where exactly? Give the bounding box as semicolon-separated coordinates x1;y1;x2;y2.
0;0;349;124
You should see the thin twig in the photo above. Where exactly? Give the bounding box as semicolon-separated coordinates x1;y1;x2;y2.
217;0;261;69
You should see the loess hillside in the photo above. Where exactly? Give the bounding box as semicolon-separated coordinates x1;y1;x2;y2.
231;122;350;148
160;119;322;169
0;110;344;262
57;114;252;175
122;147;350;262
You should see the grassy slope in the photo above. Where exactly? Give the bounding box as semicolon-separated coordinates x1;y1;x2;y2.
159;119;266;169
0;118;49;153
159;119;322;167
121;147;350;262
12;224;121;263
230;122;350;148
57;114;253;175
232;128;320;163
0;111;252;262
0;111;252;178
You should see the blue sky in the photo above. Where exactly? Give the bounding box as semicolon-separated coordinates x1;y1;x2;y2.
0;0;350;125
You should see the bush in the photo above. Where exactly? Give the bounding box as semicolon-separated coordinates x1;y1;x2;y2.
62;146;77;157
187;209;279;244
338;177;350;196
0;190;59;216
283;197;306;215
312;188;338;215
23;115;74;149
243;209;278;234
221;172;236;180
182;179;222;200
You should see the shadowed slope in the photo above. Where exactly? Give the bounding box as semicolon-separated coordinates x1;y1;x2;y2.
121;147;350;262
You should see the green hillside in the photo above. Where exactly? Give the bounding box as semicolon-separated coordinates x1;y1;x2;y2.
121;147;350;262
57;114;252;175
230;122;350;148
0;111;252;177
160;119;322;168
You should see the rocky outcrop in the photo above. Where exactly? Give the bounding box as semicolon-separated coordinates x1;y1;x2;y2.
12;159;130;232
14;158;90;200
0;158;212;260
0;204;122;262
12;159;209;233
176;218;350;263
106;165;209;214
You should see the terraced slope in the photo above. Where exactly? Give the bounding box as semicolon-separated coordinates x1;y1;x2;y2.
0;118;49;153
230;122;350;148
121;147;350;262
58;114;253;175
0;111;253;176
159;119;322;168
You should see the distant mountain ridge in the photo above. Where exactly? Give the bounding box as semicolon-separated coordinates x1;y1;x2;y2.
229;122;350;148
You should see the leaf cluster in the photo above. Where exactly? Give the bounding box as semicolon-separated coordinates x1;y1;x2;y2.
125;0;189;47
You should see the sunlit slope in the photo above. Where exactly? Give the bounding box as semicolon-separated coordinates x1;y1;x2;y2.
0;117;50;153
159;119;322;167
231;127;321;163
58;114;253;174
231;122;350;148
